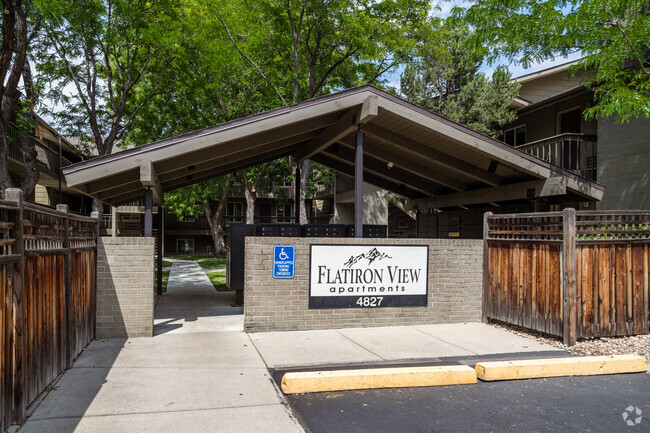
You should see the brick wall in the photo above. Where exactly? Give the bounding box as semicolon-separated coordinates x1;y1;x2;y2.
596;116;650;210
244;237;483;332
97;237;155;338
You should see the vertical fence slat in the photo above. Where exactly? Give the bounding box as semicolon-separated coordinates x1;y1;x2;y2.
632;245;644;334
643;244;650;332
615;245;626;336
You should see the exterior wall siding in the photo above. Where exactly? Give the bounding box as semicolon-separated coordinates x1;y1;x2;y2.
96;237;155;338
596;116;650;210
244;237;483;332
509;91;597;143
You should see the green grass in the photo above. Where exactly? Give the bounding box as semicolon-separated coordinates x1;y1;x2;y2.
207;271;231;292
167;254;226;269
154;270;170;293
162;260;173;268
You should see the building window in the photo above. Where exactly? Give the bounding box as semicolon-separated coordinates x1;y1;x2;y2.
226;202;243;223
503;125;526;147
177;239;194;253
275;177;293;188
274;203;293;223
102;214;113;230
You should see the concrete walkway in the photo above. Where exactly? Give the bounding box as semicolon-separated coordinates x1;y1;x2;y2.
155;260;243;335
18;261;303;433
17;260;563;432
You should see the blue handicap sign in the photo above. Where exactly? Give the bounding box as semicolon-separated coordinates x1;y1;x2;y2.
273;245;295;279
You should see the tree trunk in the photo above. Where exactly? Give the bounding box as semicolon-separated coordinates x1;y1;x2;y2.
244;186;256;225
0;125;14;193
0;3;29;196
18;59;39;197
299;160;310;224
204;193;229;256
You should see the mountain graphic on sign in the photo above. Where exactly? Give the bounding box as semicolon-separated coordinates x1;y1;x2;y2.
343;248;392;268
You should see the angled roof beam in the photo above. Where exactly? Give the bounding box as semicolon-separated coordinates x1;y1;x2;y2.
97;181;142;202
338;136;467;192
410;177;566;210
140;160;163;205
321;147;442;196
85;169;140;195
363;123;504;187
154;113;340;175
293;95;378;162
160;147;294;193
311;153;424;199
158;130;315;184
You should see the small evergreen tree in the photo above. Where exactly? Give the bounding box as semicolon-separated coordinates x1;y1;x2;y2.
400;19;519;138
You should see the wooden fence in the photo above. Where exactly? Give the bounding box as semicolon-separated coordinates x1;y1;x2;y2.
483;209;649;346
1;189;99;431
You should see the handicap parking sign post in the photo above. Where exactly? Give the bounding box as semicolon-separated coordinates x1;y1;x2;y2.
273;245;295;279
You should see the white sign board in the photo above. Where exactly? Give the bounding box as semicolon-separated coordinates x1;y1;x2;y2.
309;244;428;309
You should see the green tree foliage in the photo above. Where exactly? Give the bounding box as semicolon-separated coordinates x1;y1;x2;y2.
401;20;519;137
217;0;433;104
0;0;42;195
213;0;433;221
164;176;236;255
35;0;183;157
457;0;650;122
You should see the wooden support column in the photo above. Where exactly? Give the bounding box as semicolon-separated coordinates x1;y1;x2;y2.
355;125;363;238
144;189;153;237
482;211;493;323
562;207;577;346
5;188;26;424
56;204;73;369
157;207;164;296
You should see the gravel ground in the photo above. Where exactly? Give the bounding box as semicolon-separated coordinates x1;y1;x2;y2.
490;321;650;364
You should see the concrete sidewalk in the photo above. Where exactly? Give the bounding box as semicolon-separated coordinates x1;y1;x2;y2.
17;260;563;432
18;261;303;433
249;323;563;369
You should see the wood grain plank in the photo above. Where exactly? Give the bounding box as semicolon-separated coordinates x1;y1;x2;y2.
598;246;610;337
631;245;644;335
615;245;626;336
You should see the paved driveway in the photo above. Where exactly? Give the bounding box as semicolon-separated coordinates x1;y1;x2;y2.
285;373;650;433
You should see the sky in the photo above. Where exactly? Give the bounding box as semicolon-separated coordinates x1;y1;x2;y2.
383;0;583;91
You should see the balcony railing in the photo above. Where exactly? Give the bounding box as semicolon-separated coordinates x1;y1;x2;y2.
7;123;76;177
516;133;597;181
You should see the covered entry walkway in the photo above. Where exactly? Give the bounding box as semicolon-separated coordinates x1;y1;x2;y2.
60;85;607;336
154;259;243;335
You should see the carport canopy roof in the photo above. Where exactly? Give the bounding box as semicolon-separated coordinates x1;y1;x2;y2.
62;85;604;208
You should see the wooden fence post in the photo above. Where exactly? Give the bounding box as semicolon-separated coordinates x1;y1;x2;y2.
562;208;577;346
56;204;73;369
482;212;493;323
5;189;25;424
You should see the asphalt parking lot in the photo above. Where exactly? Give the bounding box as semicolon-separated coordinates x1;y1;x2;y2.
282;371;650;433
